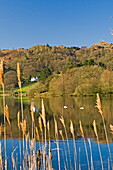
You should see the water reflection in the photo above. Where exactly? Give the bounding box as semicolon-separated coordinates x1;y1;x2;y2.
0;96;112;142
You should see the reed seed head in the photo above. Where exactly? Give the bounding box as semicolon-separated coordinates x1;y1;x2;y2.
17;63;22;89
95;93;103;116
41;99;46;127
0;60;4;88
38;116;43;132
59;116;65;128
30;103;35;122
59;130;64;141
70;120;74;135
79;121;84;138
20;119;26;135
17;111;20;129
54;117;58;137
110;124;113;134
47;121;50;132
93;120;98;137
4;105;10;125
25;133;29;142
35;127;39;141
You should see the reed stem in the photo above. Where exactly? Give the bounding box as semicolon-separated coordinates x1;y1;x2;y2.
93;120;104;170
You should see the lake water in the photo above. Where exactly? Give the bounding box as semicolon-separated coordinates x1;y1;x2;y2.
0;96;113;169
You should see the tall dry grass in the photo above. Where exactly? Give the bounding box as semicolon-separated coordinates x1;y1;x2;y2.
0;60;7;170
87;138;94;170
0;126;3;170
95;93;112;168
4;105;10;125
59;129;69;169
70;120;77;170
54;117;61;170
79;120;90;170
30;102;35;139
17;63;24;122
93;120;104;170
59;116;72;169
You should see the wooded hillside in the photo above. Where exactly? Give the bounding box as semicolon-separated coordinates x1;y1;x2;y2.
1;42;113;95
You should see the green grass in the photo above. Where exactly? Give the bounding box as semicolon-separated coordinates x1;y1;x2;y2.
14;82;37;93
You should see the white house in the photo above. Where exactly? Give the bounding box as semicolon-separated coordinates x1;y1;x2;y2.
31;77;38;82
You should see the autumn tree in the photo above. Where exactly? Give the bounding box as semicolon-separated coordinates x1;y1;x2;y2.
4;71;18;90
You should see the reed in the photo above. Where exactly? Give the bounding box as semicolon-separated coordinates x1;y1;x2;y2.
59;116;72;169
35;127;40;141
93;120;104;170
41;99;46;128
78;147;81;170
20;119;27;163
79;120;90;170
95;93;112;168
20;119;27;136
88;138;94;170
17;63;24;122
59;129;69;169
110;124;113;133
70;120;77;170
35;126;41;157
11;147;18;170
47;121;50;158
54;117;61;170
38;116;43;143
30;102;35;123
29;138;37;169
25;132;29;153
17;63;25;169
17;63;21;89
0;60;7;170
38;115;46;169
47;121;53;170
40;99;47;169
0;126;3;170
41;99;46;145
30;102;35;139
4;105;10;125
17;111;20;130
0;60;4;89
0;142;3;170
17;110;22;168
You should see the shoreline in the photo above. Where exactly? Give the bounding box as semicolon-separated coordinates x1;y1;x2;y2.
1;92;113;98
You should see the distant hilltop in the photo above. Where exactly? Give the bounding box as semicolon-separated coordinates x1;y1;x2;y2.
1;41;113;51
90;42;113;48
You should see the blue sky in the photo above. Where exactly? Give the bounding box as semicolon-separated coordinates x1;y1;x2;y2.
0;0;113;49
